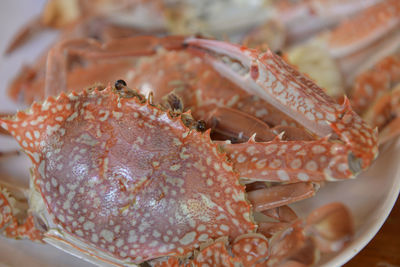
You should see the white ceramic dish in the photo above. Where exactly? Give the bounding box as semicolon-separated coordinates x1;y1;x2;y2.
0;1;399;266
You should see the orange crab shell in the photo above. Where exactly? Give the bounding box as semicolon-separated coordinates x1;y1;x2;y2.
0;86;256;264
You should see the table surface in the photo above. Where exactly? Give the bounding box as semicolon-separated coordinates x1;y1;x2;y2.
344;197;400;267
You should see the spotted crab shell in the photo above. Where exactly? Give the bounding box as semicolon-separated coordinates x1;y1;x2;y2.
0;87;255;265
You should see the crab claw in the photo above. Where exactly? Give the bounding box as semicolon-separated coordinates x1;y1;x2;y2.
185;38;378;179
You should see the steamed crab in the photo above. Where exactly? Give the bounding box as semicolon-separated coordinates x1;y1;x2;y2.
0;37;376;266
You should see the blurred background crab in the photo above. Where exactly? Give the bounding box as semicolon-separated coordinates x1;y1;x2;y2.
6;0;400;145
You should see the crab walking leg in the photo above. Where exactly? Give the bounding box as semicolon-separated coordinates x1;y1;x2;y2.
154;202;353;267
186;38;378;180
379;118;400;145
5;16;45;54
153;234;270;267
274;0;383;45
0;152;42;240
326;0;400;59
0;114;18;136
44;36;186;97
0;185;43;241
351;54;400;115
366;85;400;144
266;202;353;266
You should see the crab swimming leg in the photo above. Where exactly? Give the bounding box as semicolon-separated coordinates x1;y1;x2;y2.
186;38;378;182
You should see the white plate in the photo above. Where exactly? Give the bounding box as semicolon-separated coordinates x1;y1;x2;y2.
0;1;399;266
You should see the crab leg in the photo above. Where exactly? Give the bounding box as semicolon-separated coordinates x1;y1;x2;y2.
351;54;400;114
0;185;43;241
153;202;353;267
0;151;43;241
186;38;378;181
365;85;400;144
326;0;400;59
44;36;186;97
257;206;299;239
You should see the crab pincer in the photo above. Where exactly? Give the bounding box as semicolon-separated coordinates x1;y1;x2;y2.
185;38;379;181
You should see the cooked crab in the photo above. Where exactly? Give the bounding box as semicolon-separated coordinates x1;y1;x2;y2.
0;37;376;266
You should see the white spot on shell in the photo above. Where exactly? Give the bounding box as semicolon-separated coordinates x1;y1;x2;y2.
312;145;326;154
100;229;114;242
298;173;309;181
83;221;95;231
179;232;196;245
237;154;247;163
256;159;267;169
170;164;181;171
264;144;277;154
92;234;99;242
277;170;289;181
290;158;302;169
305;161;318;171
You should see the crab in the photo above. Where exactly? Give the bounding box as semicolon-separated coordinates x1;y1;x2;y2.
0;37;375;266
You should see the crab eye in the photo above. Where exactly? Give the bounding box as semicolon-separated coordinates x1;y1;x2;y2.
115;79;127;90
196;120;206;132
